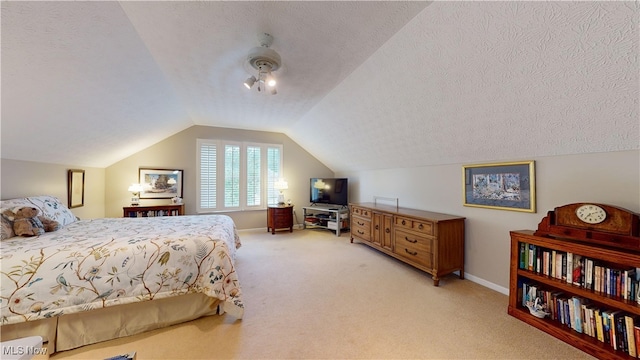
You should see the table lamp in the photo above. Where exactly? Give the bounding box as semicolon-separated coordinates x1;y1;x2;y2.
128;183;144;206
274;179;288;205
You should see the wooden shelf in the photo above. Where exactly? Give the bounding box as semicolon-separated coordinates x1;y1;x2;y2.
123;204;184;217
508;305;634;360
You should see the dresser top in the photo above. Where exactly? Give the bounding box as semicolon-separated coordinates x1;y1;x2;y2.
350;202;465;222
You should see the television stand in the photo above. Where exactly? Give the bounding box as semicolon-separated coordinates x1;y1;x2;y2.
302;205;349;237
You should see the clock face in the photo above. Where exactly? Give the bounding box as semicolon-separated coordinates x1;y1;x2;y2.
575;204;607;224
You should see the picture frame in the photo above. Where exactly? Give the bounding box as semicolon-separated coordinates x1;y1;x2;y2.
139;168;183;199
462;161;535;213
68;169;85;208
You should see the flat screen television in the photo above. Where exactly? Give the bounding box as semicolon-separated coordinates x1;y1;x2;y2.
310;178;348;206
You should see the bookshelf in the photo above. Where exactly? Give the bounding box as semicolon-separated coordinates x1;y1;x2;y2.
508;203;640;360
123;204;184;217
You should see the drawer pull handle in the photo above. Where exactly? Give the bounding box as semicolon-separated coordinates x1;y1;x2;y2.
402;220;406;225
357;230;364;235
418;224;424;230
385;228;390;234
404;236;417;243
405;249;418;256
375;225;379;230
357;221;365;226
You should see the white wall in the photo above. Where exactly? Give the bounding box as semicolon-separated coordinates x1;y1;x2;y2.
339;150;639;292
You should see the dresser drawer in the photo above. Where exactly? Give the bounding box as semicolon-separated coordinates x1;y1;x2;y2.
394;216;433;235
352;206;372;219
351;218;371;240
394;229;432;268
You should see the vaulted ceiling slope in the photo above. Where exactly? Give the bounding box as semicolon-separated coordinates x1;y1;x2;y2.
1;1;430;168
2;2;638;172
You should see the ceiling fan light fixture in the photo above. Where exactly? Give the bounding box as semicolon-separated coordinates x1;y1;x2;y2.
243;33;282;95
244;76;256;89
266;75;276;87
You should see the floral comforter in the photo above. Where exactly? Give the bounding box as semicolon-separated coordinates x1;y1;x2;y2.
0;215;243;325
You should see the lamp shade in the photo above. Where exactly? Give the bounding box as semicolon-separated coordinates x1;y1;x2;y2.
128;183;144;193
127;183;144;206
274;179;288;190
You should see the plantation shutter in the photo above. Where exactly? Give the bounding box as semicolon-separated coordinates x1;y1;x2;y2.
224;144;240;208
198;140;217;211
246;146;261;206
267;146;282;205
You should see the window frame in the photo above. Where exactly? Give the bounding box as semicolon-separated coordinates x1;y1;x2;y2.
197;139;283;213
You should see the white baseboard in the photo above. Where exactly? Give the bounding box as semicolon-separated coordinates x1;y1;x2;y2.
463;272;509;295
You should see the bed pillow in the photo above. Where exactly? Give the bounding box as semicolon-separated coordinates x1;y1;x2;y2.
0;195;77;229
1;214;15;240
31;196;78;226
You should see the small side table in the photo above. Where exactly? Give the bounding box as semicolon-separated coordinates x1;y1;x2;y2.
267;205;294;234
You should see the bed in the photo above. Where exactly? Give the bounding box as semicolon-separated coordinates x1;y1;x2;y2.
0;195;243;354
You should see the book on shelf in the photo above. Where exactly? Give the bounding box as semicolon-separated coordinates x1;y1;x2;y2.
572;254;583;286
585;258;594;290
610;310;625;352
624;314;638;357
635;324;640;359
555;251;564;280
566;252;573;284
595;308;605;343
602;310;613;346
570;296;583;333
528;244;535;271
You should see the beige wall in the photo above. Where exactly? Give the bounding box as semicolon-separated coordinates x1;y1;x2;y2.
105;125;334;228
338;150;640;293
3;147;638;292
0;158;105;219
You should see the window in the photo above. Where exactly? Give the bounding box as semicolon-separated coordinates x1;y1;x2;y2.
197;139;283;212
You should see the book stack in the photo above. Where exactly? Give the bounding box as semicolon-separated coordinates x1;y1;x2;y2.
519;242;640;302
522;282;640;357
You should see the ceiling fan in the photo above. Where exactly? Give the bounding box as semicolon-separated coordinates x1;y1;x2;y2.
243;33;282;95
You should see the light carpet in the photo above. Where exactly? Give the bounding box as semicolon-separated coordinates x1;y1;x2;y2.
51;228;594;359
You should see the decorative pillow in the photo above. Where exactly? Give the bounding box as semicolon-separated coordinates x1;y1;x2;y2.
0;195;77;229
1;214;15;240
34;196;78;226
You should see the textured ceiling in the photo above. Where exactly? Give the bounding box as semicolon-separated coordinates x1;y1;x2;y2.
1;1;430;168
1;1;638;172
291;1;639;172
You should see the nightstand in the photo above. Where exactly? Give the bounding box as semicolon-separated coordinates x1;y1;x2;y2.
267;205;294;234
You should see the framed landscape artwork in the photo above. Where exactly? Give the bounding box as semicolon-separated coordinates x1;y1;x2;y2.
462;161;536;213
139;168;183;199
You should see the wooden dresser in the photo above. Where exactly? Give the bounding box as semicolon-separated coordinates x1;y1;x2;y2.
350;202;465;286
267;205;294;234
